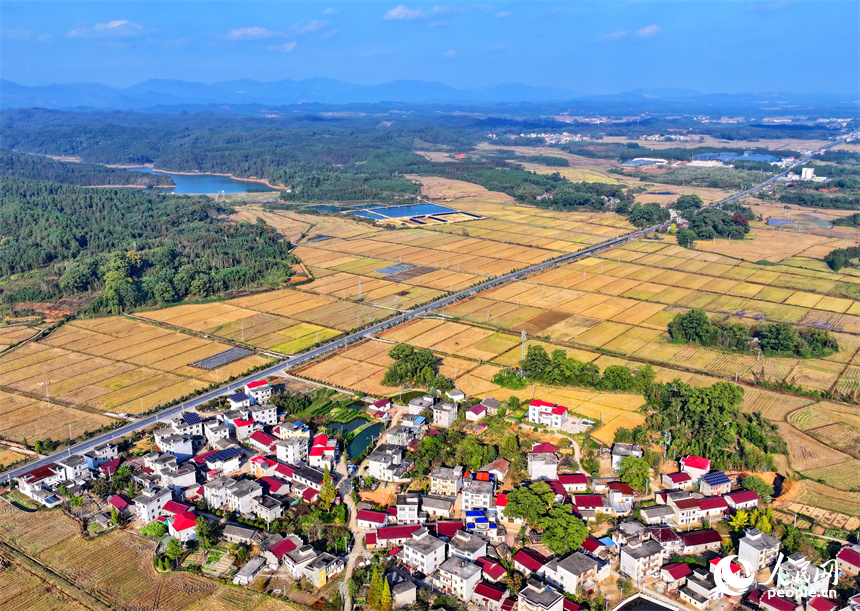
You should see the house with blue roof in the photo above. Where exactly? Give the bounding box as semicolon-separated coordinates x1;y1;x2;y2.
228;391;251;409
699;471;732;496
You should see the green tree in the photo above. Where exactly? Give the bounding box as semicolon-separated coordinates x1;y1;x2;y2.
617;456;651;493
165;538;184;562
539;505;589;555
141;521;168;538
346;578;359;598
368;567;381;610
111;506;120;525
196;515;214;549
320;465;337;511
741;475;775;502
602;365;635;391
379;577;393;611
504;482;554;527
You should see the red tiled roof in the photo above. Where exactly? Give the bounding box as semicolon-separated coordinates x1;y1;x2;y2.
191;450;217;464
709;558;741;573
162;500;191;515
837;546;860;568
681;455;711;470
433;521;465;538
808;597;838;611
559;474;588;486
302;488;318;502
650;527;681;543
365;532;378;546
667;472;692;483
698;496;729;511
726;490;759;505
233;419;254;427
551;406;567;415
476;556;507;581
250;431;277;448
531;442;557;454
513;548;547;572
356;510;388;525
376;524;421;541
761;591;797;611
267;538;298;558
608;482;634;496
108;494;131;512
581;536;604;553
572;494;605;510
99;457;121;475
387;507;397;516
468;404;487;415
275;464;294;478
474;582;507;602
495;493;507;507
662;562;693;580
171;511;197;532
564;600;581;611
312;435;328;446
547;481;567;498
674;498;700;510
247;380;269;389
681;529;722;547
529;399;557;408
260;476;289;493
501;598;516;611
373;399;390;408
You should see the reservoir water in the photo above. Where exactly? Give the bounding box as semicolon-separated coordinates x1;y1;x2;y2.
128;167;276;194
346;422;385;459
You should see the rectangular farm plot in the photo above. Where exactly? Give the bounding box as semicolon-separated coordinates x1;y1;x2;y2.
0;391;116;443
574;321;634;348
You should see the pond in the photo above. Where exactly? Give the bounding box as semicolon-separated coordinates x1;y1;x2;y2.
352;203;455;219
347;422;385;459
326;417;367;435
127;167;277;194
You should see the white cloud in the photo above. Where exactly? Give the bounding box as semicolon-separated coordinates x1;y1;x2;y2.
444;49;458;57
496;11;512;18
36;33;53;43
228;26;275;40
605;23;662;40
68;19;144;38
384;5;425;20
271;41;297;53
297;20;329;34
635;24;661;38
322;7;338;16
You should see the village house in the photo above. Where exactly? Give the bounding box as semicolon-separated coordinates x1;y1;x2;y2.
396;493;421;524
650;527;683;555
274;421;311;441
776;553;832;598
472;582;509;610
476;557;507;583
364;524;422;550
308;434;337;470
422;495;455;519
680;456;711;480
233;557;266;586
170;412;204;437
680;530;723;555
251;495;282;523
611;443;644;471
133;487;172;523
402;528;447;575
55;454;91;482
223;524;259;546
261;535;302;569
153;430;194;462
528;451;559;481
228;392;252;409
168;510;198;543
661;562;692;591
698;496;729;521
699;471;732;496
226;479;263;514
680;567;723;609
434;556;482;600
640;505;675;525
275;437;308;465
430;465;463;497
432;402;458;428
513;548;548;577
204;419;230;444
448;530;488;562
620;539;665;581
462;477;495;512
284;544;319;577
480;458;510;482
446;388;467;403
836;544;860;576
303;552;345;587
558;474;588;493
408;395;435;415
661;472;694;490
82;442;119;469
518;580;564;611
356;509;389;530
366;444;408;482
527;399;568;429
725;490;760;511
545;552;600;593
249;431;279;454
108;493;133;517
245;380;272;404
480;397;501;416
670;496;703;526
249;403;277;426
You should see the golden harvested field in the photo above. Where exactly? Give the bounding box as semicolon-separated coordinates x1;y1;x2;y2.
0;446;27;467
0;506;294;611
0;326;39;351
0;560;91;611
0;317;268;441
696;225;860;263
599;135;833;151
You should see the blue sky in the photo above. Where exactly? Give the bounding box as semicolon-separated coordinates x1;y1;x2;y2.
2;1;857;95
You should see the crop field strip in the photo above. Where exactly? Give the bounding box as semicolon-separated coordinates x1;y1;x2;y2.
0;317;268;441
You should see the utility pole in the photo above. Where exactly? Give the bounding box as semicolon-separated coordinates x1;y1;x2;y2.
521;329;526;360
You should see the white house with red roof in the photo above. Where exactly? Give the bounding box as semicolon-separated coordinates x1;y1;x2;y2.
661;472;694;490
476;556;508;582
680;456;711;479
527;399;568;429
108;493;133;516
249;431;279;454
698;496;729;520
231;418;256;440
558;474;589;493
371;398;392;412
162;500;192;516
661;562;692;589
168;511;198;543
308;435;337;470
466;404;487;422
472;582;509;610
836;544;860;576
513;548;548;576
356;509;389;530
262;534;303;568
807;597;839;611
16;463;66;506
364;524;422;550
758;590;802;611
245;380;272;404
725;490;759;511
680;530;723;554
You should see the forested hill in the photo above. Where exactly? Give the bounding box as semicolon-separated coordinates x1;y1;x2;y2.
0;149;174;187
0;178;296;313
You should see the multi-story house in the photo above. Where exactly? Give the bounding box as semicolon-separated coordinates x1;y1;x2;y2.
699;471;732;496
545;552;599;593
250;403;278;426
245;380;272;404
308;435;337;470
55;455;90;481
776;553;831;598
680;567;723;609
518;580;564;611
133;487;172;523
402;528;446;575
249;431;279;454
153;430;194;462
203;476;234;509
620;539;664;581
16;463;66;506
680;455;711;480
204;419;230;444
170;412;204;437
275;438;309;465
739;528;781;571
228;391;251;409
462;478;495;512
448;531;487;562
640;504;675;525
82;442;119;469
252;495;283;523
527;452;559;481
836;545;860;576
434;556;482;601
670;497;702;526
421;495;455;519
472;582;509;611
432;402;458;428
226;479;264;514
387;425;418;447
396;494;421;525
680;530;723;555
303;552;344;588
430;465;463;497
408;395;435;415
274;421;311;441
367;444;406;481
527;399;568;429
611;443;644;471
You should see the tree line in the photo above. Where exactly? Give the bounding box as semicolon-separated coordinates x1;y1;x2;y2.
668;309;839;358
0;149;174;186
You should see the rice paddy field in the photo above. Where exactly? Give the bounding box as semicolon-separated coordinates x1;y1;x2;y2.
0;326;40;352
0;317;268;442
0;504;293;611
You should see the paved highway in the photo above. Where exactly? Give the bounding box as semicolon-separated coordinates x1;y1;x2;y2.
1;138;844;483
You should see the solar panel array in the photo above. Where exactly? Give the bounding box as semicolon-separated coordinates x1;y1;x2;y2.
182;412;202;426
207;447;243;463
189;347;253;370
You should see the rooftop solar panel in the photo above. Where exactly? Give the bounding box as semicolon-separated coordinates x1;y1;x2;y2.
183;413;202;425
207;447;243;463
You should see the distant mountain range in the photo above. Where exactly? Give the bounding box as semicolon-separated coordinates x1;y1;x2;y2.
1;78;850;112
